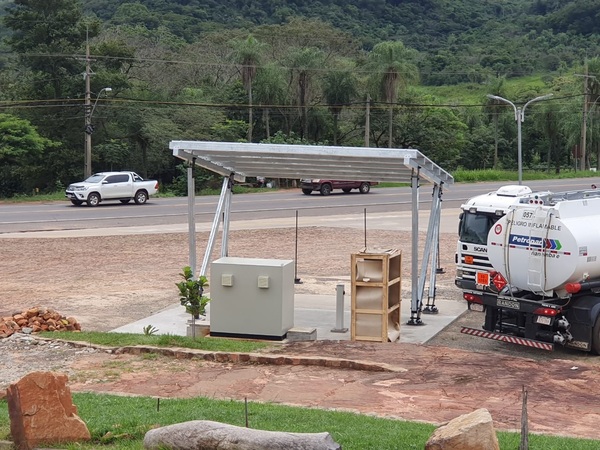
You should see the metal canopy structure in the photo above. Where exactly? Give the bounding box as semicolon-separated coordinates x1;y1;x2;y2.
171;141;453;185
170;140;454;326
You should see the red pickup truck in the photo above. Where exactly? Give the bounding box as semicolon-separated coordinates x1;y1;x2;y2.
300;179;377;196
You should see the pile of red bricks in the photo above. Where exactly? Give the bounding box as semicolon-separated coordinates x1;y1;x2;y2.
0;307;81;338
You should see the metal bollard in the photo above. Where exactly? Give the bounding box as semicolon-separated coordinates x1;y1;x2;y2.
331;284;348;333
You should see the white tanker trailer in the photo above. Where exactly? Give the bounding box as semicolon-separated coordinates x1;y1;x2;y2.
461;187;600;352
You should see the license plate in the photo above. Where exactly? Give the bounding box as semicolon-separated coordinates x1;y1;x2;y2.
535;316;552;325
469;303;484;312
476;271;490;286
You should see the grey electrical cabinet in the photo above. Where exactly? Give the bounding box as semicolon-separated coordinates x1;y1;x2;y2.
210;257;295;340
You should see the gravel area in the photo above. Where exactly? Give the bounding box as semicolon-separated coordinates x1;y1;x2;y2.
0;334;102;391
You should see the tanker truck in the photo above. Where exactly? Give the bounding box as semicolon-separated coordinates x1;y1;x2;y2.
461;187;600;352
455;185;533;297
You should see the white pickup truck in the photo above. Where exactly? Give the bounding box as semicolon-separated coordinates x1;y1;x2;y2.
65;171;159;206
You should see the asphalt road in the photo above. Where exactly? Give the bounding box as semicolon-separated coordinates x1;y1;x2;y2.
0;179;596;235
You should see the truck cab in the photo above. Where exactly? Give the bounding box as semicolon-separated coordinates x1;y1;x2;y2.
456;185;533;294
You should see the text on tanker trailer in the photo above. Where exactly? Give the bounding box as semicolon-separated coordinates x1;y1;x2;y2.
461;188;600;352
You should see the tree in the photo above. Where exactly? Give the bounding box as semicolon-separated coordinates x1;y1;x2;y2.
0;114;58;196
483;77;508;168
4;0;98;99
254;63;287;139
366;41;419;148
287;47;324;140
230;35;266;142
323;68;358;145
582;58;600;170
537;102;565;173
395;100;466;170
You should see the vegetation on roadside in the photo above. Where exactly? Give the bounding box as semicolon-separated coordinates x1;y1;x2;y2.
0;393;598;449
451;169;599;183
3;169;597;203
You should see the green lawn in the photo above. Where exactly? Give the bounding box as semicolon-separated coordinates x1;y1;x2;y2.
1;332;599;449
1;392;598;449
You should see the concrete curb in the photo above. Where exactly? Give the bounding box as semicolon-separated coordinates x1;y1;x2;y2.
54;339;408;373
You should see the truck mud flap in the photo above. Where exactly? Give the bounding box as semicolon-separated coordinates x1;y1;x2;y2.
460;326;554;351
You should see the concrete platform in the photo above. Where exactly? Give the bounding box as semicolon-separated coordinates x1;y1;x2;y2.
111;293;467;345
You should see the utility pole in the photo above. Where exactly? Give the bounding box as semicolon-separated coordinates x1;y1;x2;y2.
581;63;589;172
575;67;597;172
84;33;93;178
364;94;370;147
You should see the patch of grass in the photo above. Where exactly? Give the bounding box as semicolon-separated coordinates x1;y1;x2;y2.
0;190;175;203
421;74;552;105
1;393;598;449
40;331;271;353
452;169;598;183
0;191;67;203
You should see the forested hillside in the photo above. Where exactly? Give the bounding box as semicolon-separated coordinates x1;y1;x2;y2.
0;0;599;197
77;0;600;84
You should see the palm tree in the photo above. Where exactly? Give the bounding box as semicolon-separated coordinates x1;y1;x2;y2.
537;101;564;173
366;41;419;148
323;69;358;145
254;63;287;139
287;47;324;140
230;35;265;142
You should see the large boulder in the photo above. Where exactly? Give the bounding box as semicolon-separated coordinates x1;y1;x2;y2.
143;420;341;450
425;408;500;450
7;371;91;450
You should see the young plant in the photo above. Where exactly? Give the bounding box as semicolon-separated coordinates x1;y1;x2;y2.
176;266;210;320
142;324;159;336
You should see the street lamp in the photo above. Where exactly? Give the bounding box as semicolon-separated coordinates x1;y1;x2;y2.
487;93;553;185
84;87;112;178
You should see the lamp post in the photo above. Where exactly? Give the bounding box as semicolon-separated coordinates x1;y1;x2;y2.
84;87;112;178
487;93;553;185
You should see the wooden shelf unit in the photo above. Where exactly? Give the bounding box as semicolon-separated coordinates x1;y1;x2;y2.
351;249;401;342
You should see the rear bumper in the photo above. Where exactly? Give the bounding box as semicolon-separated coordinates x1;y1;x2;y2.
461;326;554;351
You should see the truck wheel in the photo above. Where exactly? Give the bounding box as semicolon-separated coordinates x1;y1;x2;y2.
120;199;131;204
87;193;100;207
70;199;83;206
134;190;148;204
342;188;352;193
592;316;600;355
359;182;371;194
320;184;332;196
302;189;312;195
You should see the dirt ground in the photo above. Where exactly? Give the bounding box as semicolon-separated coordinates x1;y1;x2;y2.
2;228;600;441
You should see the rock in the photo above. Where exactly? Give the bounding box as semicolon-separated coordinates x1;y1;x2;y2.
0;306;80;338
7;371;91;450
425;408;500;450
143;420;341;450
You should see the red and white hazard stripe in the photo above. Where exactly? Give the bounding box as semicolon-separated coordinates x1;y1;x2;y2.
460;327;554;351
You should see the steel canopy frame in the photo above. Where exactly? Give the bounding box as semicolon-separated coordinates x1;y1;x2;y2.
170;140;454;327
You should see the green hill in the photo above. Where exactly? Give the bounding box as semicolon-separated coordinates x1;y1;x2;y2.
75;0;600;84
